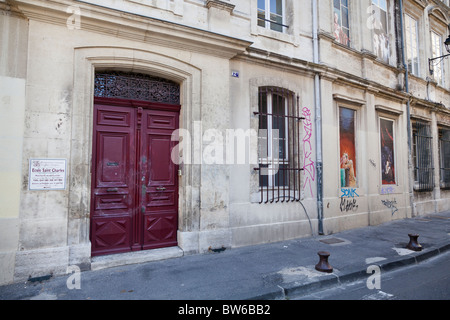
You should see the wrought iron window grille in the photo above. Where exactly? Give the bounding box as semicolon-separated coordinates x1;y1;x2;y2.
253;87;304;204
439;128;450;189
413;121;434;192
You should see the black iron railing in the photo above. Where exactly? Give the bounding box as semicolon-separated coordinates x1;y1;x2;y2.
257;17;290;29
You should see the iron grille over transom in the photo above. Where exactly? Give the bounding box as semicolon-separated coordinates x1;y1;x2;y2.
254;87;304;203
94;71;180;105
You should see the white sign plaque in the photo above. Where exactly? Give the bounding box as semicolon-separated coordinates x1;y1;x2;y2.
29;159;67;190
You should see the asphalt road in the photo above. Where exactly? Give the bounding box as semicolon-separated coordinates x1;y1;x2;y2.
292;251;450;300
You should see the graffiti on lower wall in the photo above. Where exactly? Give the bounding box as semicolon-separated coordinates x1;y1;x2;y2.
341;188;359;198
340;187;359;212
380;185;395;195
340;198;359;212
381;198;398;215
302;106;315;198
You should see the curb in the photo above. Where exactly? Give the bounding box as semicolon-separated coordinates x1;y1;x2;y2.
252;241;450;300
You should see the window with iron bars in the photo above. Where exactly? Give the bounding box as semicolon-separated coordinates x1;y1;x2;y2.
412;121;434;191
254;87;303;203
257;0;288;33
439;128;450;189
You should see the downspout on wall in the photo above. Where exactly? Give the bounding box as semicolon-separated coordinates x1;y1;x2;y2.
398;0;415;217
312;0;324;235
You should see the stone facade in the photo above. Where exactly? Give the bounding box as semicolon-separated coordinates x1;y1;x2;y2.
0;0;449;285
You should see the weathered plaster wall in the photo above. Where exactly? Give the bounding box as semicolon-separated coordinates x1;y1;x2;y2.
0;8;28;285
1;0;449;285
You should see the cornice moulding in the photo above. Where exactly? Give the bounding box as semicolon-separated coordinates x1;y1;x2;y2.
206;0;235;13
411;96;449;111
333;94;366;107
10;0;252;59
238;47;317;78
375;104;404;116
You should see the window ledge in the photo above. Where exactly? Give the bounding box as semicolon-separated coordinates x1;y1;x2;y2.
375;104;403;116
439;182;450;190
413;181;434;192
333;94;366;107
331;39;358;55
255;26;298;46
250;190;302;203
127;0;184;16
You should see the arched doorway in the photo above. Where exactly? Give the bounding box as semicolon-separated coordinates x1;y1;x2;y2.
90;71;181;256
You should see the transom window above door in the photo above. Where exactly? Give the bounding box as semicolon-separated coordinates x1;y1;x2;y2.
94;71;180;105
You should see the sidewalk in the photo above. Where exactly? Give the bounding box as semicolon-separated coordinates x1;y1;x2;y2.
1;212;449;300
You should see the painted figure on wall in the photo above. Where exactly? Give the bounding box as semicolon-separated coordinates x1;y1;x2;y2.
380;118;396;184
333;0;350;46
339;107;357;188
371;0;390;64
373;29;390;63
340;153;356;187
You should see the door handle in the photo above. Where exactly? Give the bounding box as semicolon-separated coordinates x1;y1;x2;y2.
156;187;166;191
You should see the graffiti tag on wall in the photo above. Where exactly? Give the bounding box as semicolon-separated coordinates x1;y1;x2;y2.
341;188;359;198
302;106;315;197
340;198;359;212
340;187;359;212
380;186;395;195
381;198;398;215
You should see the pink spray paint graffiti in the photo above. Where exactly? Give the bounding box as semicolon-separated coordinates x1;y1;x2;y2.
302;107;315;197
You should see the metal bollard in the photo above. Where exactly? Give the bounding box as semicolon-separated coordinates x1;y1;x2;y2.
315;251;333;273
406;233;422;251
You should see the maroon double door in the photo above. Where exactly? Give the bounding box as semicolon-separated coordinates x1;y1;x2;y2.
90;97;180;256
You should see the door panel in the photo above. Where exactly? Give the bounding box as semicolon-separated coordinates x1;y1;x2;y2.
94;194;129;211
91;104;136;255
91;100;179;256
97;133;129;186
143;214;177;250
147;112;177;130
91;217;131;255
147;190;176;207
140;109;179;248
97;108;132;127
149;136;174;185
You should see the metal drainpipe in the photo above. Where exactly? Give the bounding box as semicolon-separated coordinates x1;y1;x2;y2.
312;0;324;235
398;0;415;217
